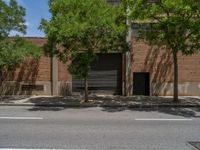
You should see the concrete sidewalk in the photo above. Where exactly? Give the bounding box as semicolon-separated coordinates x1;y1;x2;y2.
0;95;200;108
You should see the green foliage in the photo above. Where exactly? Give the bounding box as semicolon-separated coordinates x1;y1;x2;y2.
0;0;26;38
128;0;200;55
128;0;200;101
41;0;128;79
0;0;41;72
68;51;96;79
0;37;41;70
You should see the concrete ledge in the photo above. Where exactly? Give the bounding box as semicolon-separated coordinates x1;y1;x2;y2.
0;102;200;108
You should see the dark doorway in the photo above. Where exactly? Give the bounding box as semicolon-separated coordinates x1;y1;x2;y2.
72;53;122;95
133;72;150;96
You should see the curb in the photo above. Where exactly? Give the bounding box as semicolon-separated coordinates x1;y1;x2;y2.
0;103;200;108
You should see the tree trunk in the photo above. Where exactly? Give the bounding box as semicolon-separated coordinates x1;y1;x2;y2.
173;51;179;102
84;77;89;102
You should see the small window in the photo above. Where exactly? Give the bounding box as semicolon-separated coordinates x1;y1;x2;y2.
21;85;44;91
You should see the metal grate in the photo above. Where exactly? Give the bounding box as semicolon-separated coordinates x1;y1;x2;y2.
21;84;44;91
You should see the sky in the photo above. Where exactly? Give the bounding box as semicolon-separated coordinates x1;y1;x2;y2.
5;0;51;37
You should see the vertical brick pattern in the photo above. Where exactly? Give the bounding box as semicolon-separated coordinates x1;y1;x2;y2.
2;38;51;82
132;39;200;82
14;56;51;82
22;38;51;82
58;61;72;82
18;38;51;81
178;55;200;82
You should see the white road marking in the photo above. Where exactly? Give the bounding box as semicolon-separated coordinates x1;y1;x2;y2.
0;149;87;150
0;117;43;120
134;118;193;121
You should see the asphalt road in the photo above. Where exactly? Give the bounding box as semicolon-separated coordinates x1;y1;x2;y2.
0;106;200;150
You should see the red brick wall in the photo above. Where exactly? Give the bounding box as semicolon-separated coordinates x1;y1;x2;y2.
26;37;47;47
19;38;51;82
58;61;72;82
132;39;200;83
178;55;200;82
2;38;52;82
6;56;51;82
3;37;72;83
2;37;199;96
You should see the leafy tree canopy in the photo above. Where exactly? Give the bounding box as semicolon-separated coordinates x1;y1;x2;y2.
0;0;26;38
128;0;200;55
0;37;41;70
41;0;128;63
0;0;41;72
41;0;128;100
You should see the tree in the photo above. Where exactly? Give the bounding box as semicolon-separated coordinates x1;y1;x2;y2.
127;0;200;101
0;37;41;71
0;0;26;38
41;0;128;102
0;0;41;81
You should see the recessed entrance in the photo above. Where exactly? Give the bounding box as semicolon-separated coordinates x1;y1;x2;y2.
133;72;150;96
72;53;122;95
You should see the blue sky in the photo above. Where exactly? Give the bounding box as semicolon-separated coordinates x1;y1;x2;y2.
5;0;51;37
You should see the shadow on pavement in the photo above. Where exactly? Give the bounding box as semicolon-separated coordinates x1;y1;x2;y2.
101;107;200;118
0;95;31;103
27;96;80;105
27;106;90;111
28;106;66;111
22;95;200;118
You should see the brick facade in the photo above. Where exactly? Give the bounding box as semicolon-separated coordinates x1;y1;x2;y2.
0;38;52;95
58;61;71;82
1;38;51;82
132;39;200;96
0;37;199;96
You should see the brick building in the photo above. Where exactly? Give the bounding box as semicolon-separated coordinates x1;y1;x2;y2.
0;36;199;96
0;0;199;96
132;39;200;96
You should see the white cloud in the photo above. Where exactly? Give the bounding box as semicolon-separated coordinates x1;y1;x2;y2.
19;21;31;27
25;21;31;27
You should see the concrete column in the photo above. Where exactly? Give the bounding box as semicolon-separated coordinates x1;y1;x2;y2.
51;56;58;95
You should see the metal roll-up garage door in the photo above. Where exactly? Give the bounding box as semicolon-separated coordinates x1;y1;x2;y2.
72;53;122;95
